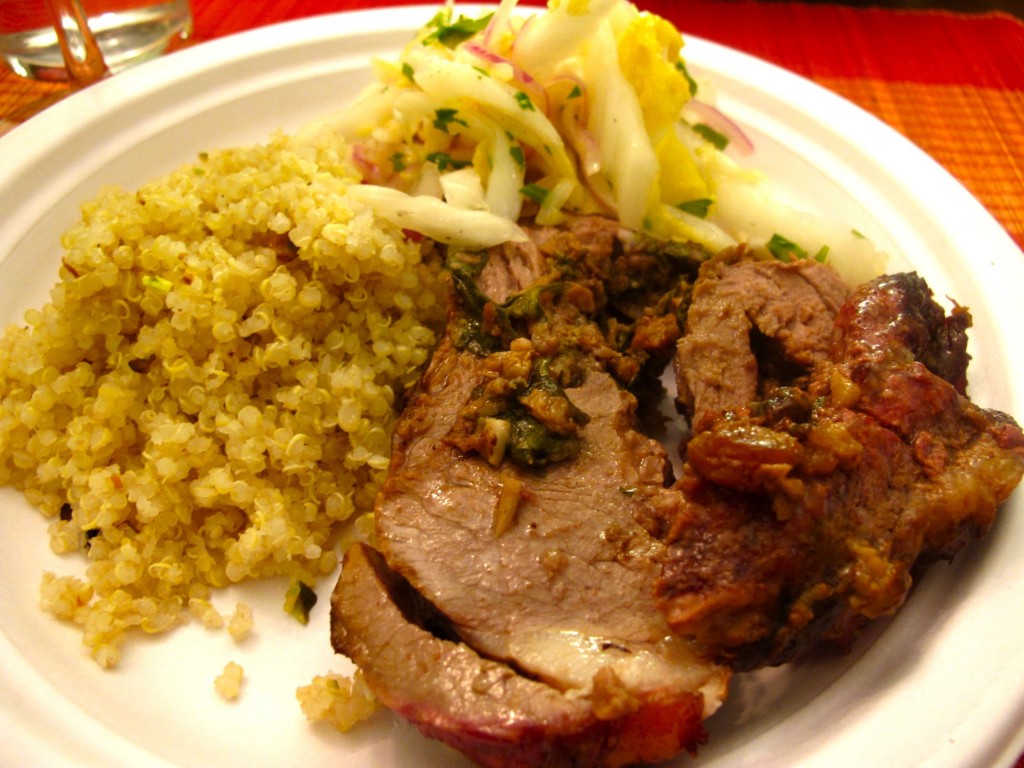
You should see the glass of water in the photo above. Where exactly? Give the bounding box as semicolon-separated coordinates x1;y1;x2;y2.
0;0;192;82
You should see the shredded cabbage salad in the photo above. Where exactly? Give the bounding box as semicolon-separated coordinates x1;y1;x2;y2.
306;0;885;285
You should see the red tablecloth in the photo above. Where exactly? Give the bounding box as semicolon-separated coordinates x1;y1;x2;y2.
1;2;1023;764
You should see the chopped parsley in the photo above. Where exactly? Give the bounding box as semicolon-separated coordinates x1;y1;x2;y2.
693;123;728;151
391;152;407;172
433;107;468;133
284;579;318;625
426;152;470;171
515;91;536;111
768;233;830;263
422;9;494;48
676;198;713;218
520;183;549;204
567;84;582;99
676;60;699;97
509;144;525;170
401;62;415;82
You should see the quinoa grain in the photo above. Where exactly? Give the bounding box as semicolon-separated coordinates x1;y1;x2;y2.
295;669;379;732
215;661;245;701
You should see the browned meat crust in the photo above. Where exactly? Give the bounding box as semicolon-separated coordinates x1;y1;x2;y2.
656;271;1024;670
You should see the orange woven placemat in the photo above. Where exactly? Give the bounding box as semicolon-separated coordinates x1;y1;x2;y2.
823;77;1024;246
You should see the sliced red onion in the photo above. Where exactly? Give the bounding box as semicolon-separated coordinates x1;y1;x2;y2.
464;42;536;84
350;142;383;183
464;43;537;90
480;9;497;47
464;41;549;114
549;78;601;177
545;74;586;105
581;171;618;215
480;0;515;49
687;99;754;156
541;75;608;210
512;14;535;53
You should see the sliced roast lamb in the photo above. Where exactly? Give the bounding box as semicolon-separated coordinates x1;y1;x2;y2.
333;543;711;768
675;248;850;429
330;219;1024;765
331;217;728;767
656;271;1024;670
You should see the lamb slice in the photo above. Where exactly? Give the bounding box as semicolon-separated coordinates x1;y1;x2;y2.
361;335;727;756
333;542;711;768
371;221;714;687
331;217;725;766
656;272;1024;670
475;214;624;304
374;336;698;667
334;343;729;765
675;249;849;427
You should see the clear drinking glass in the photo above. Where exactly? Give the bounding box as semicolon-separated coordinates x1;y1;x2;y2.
0;0;192;81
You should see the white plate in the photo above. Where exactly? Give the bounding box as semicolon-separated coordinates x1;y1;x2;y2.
2;6;1023;768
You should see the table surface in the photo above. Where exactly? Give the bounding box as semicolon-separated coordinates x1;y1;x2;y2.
807;0;1024;14
1;2;1023;766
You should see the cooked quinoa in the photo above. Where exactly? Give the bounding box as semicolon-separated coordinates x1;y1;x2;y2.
0;128;446;668
295;668;379;732
215;661;245;701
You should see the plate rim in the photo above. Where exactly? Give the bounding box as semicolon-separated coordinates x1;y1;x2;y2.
1;5;1023;768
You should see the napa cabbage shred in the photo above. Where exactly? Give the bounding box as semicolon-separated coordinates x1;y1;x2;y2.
304;0;885;285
